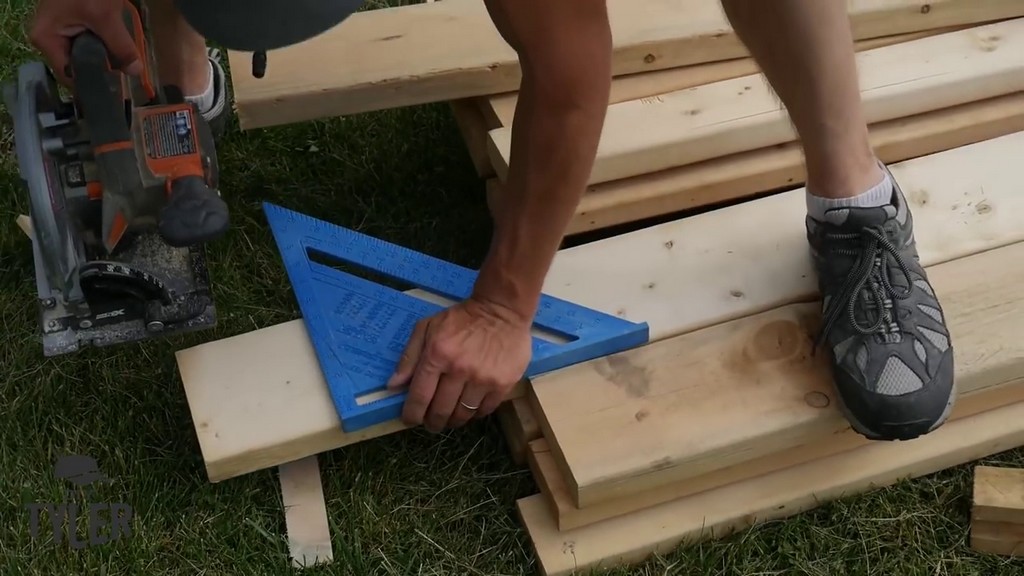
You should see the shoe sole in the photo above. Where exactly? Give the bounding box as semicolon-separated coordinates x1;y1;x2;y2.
834;381;958;441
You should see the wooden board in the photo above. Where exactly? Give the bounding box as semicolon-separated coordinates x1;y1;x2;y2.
971;521;1024;557
491;90;1024;235
496;397;541;466
479;27;964;129
534;231;1024;508
225;0;1024;129
279;455;333;568
972;466;1024;524
487;19;1024;185
517;393;1024;576
530;370;1024;531
448;98;495;178
177;130;1024;483
543;129;1024;342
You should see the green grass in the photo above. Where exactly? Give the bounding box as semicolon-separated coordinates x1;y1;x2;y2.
1;2;1023;575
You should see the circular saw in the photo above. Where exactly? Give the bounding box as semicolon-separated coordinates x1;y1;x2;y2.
3;2;229;356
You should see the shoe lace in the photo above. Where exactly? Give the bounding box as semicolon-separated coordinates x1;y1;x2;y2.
813;225;916;352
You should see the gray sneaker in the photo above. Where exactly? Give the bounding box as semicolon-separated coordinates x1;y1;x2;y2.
805;164;956;441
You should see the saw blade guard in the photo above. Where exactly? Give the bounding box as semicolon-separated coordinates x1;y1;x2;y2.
4;61;84;303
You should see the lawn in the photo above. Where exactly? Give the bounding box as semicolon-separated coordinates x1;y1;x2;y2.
2;1;1023;575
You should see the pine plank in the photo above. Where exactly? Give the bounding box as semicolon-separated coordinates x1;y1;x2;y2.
518;389;1024;575
972;465;1024;525
491;90;1024;235
487;19;1024;185
531;378;1024;531
970;521;1024;557
448;98;495;178
177;131;1024;483
226;0;1024;129
534;234;1024;508
479;27;963;129
279;455;333;568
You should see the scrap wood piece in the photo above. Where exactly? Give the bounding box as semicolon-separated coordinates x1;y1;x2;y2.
16;214;33;238
972;465;1024;525
225;0;1024;129
448;98;495;178
178;129;1024;483
517;393;1024;576
528;371;1024;532
479;26;963;128
970;521;1024;557
494;90;1024;235
497;397;543;465
487;18;1024;185
279;455;333;568
533;237;1024;508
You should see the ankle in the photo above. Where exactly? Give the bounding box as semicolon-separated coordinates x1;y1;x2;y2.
155;48;211;98
806;154;885;199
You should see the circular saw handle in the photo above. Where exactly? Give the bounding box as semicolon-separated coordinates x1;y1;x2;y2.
69;31;132;150
69;30;146;251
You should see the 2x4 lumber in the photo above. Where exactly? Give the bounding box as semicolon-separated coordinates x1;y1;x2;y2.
177;288;522;483
542;130;1024;343
518;386;1024;575
497;90;1024;235
225;0;1024;129
487;19;1024;185
534;231;1024;509
531;130;1024;508
971;521;1024;557
496;397;542;466
279;455;333;568
448;98;495;178
972;466;1024;524
177;129;1024;483
479;27;963;129
530;374;1024;532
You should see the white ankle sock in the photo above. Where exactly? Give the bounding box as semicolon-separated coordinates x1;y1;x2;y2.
805;167;893;221
185;61;215;114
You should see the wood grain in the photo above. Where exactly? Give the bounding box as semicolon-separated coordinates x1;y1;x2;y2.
226;0;1024;128
487;19;1024;184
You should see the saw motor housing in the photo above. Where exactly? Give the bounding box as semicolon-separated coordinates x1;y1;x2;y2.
4;1;229;356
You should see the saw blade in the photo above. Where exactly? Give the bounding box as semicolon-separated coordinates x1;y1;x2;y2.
4;62;87;305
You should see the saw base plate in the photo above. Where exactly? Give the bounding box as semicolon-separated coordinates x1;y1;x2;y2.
29;226;218;356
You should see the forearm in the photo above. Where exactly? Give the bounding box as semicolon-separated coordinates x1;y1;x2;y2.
472;10;612;324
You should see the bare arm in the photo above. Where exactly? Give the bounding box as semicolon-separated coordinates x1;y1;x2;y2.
472;0;613;324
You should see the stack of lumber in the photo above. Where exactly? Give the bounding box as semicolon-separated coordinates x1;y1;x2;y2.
970;466;1024;557
173;1;1024;572
226;0;1024;236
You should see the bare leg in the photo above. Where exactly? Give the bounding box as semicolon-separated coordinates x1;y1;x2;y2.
719;0;883;200
142;0;210;97
719;0;957;443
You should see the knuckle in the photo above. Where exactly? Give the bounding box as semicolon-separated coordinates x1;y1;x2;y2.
426;340;456;365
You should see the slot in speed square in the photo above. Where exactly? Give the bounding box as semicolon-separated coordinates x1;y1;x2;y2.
263;202;650;432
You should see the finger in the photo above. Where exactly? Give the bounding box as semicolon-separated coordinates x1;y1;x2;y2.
89;12;142;75
448;384;487;429
401;341;445;427
388;320;428;389
474;390;506;420
425;373;465;433
28;21;73;84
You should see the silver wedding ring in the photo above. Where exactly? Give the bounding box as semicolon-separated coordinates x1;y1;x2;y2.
459;401;479;411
